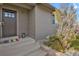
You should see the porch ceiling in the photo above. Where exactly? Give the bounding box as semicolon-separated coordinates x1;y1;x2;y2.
9;3;34;10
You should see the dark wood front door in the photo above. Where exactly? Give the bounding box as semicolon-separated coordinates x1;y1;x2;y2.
2;9;17;37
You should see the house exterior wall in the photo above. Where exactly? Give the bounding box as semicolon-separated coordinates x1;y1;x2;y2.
35;6;57;40
18;8;29;36
28;7;36;38
0;4;29;38
0;3;56;41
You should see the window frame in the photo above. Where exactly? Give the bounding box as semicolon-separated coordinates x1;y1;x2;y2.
3;11;15;18
52;14;55;24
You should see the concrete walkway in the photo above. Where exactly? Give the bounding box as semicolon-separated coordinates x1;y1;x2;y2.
0;37;46;56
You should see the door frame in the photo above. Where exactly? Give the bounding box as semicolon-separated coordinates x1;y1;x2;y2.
2;8;17;38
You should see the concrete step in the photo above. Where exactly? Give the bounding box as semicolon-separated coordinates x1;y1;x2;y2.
25;48;47;56
0;37;35;48
0;37;40;56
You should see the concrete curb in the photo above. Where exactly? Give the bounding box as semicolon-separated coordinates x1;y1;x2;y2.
40;45;65;56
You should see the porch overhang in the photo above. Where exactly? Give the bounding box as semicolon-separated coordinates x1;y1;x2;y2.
0;3;34;10
0;3;55;12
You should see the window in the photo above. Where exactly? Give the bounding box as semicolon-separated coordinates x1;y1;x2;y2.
8;13;12;17
52;15;55;24
4;12;8;17
11;13;15;18
4;12;15;18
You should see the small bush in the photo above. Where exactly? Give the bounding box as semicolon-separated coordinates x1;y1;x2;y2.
44;36;65;52
70;39;79;50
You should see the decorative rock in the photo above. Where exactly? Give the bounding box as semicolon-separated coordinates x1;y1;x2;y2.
13;39;16;42
11;39;14;42
56;52;65;56
73;51;79;56
16;38;19;41
46;36;50;39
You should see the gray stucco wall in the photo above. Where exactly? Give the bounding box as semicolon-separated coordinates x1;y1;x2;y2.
35;6;57;40
28;7;36;38
18;8;29;36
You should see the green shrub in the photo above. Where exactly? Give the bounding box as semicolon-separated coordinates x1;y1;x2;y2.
70;39;79;50
50;40;64;52
76;34;79;40
44;36;65;52
48;36;59;42
44;34;79;52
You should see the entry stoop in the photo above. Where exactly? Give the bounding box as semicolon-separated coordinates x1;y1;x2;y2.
0;37;46;56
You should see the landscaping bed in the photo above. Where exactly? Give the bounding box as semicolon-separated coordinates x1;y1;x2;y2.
41;44;79;56
42;35;79;56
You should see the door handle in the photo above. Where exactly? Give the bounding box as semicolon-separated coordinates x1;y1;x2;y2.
0;22;1;26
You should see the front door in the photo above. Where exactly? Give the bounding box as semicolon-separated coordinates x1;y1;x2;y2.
2;9;17;37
